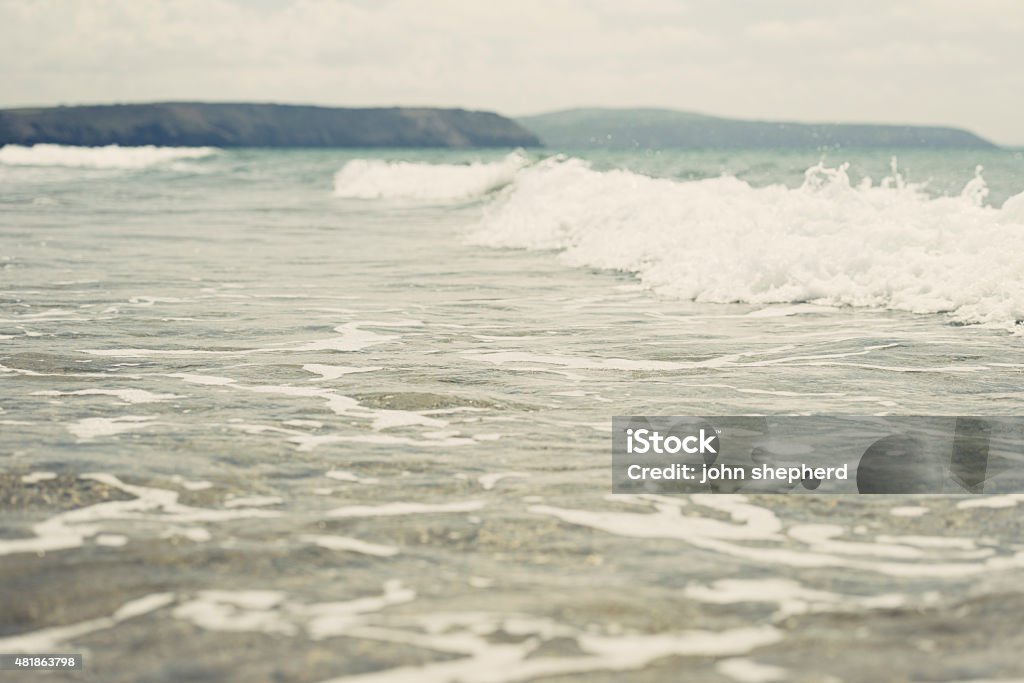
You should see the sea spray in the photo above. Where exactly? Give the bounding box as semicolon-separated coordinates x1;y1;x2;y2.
469;156;1024;330
333;151;526;201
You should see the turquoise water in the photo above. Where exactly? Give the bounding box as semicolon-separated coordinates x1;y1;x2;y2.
1;145;1024;682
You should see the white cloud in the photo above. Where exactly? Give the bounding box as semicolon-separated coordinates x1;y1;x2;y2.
745;18;839;41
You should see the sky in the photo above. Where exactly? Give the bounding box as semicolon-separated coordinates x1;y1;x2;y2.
1;0;1022;145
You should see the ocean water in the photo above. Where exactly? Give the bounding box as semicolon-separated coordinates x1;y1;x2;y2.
2;144;1024;682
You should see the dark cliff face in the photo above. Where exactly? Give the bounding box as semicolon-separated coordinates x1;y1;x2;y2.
0;103;542;148
518;108;998;149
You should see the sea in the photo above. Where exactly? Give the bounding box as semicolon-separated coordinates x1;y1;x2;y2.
1;143;1024;682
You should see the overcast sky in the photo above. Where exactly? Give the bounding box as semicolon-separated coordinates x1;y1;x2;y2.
2;0;1021;145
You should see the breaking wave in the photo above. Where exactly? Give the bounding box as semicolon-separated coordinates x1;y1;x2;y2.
333;152;526;201
469;156;1024;330
0;144;218;169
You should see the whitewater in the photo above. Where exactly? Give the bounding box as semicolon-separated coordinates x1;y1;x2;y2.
332;151;526;200
336;152;1024;329
3;144;1024;682
0;143;218;168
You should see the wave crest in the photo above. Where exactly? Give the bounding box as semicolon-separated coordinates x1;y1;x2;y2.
333;152;526;201
0;144;217;169
471;156;1024;329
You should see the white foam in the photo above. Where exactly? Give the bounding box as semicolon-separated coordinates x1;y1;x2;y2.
0;473;280;557
86;348;234;357
685;579;843;618
169;373;236;385
319;433;474;449
685;578;905;620
531;495;1024;578
301;535;399;557
95;533;128;547
34;388;179;404
471;157;1024;330
21;471;57;484
303;581;417;640
890;506;930;517
136;578;784;683
314;621;780;683
67;415;157;440
0;593;174;652
171;475;213;491
173;590;294;635
875;535;982;550
478;472;530;490
957;494;1024;509
171;582;414;639
289;322;399;352
230;424;471;452
369;409;447;431
462;350;691;371
333;153;526;201
787;524;938;560
326;470;379;484
0;144;216;168
173;373;446;435
88;322;401;358
328;500;486;518
0;308;79;324
744;304;836;318
717;658;788;683
303;363;383;380
1002;190;1024;223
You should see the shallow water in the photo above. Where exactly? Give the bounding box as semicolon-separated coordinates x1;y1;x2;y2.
2;146;1024;682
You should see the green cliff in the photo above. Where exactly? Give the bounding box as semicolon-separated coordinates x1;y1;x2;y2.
0;102;541;148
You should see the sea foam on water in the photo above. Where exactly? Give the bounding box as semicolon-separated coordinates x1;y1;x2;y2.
332;151;526;201
469;156;1024;330
0;144;218;168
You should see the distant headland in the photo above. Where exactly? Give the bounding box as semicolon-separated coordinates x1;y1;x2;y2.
0;103;999;150
518;108;998;149
0;102;541;148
